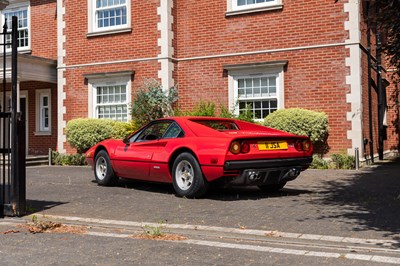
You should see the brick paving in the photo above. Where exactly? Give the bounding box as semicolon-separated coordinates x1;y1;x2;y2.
24;157;400;243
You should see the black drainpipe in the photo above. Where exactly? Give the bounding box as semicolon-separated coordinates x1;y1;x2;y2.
366;1;374;163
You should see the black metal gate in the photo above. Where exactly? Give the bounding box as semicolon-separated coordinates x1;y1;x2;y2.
0;16;26;218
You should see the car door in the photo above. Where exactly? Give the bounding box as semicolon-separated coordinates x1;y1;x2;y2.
149;122;185;181
112;121;171;181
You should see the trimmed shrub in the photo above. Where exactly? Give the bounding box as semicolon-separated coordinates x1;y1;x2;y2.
330;154;355;169
310;155;329;169
184;100;254;123
264;108;329;154
189;101;217;117
66;118;136;153
51;151;87;166
309;154;355;170
131;79;178;128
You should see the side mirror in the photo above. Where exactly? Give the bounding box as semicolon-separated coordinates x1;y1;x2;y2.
123;137;130;145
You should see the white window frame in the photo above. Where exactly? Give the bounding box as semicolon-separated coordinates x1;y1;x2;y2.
227;63;285;122
1;1;31;52
87;0;131;36
35;89;51;135
87;73;132;121
226;0;282;16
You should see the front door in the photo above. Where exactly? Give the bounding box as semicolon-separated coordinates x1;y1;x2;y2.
0;92;28;154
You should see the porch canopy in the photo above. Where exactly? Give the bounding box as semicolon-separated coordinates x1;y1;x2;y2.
0;54;57;83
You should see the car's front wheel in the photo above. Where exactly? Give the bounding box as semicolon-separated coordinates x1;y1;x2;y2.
172;152;208;198
94;150;118;186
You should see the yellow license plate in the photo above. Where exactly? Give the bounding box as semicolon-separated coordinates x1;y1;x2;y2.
257;141;288;150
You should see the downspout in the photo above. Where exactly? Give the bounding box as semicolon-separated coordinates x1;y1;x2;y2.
375;14;384;160
366;1;374;163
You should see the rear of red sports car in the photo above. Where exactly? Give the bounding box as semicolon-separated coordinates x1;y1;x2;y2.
184;118;313;190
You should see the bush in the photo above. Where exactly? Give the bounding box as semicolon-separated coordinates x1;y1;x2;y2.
264;108;329;154
236;103;254;123
310;155;329;169
66;118;135;153
309;154;355;170
51;151;87;166
189;101;217;117
330;154;355;170
264;108;329;143
184;100;254;123
131;79;178;128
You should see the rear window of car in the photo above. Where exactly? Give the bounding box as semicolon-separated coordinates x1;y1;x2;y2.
191;120;239;131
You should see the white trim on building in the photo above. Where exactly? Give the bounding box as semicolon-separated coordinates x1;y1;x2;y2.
57;0;66;153
344;0;363;155
157;0;174;91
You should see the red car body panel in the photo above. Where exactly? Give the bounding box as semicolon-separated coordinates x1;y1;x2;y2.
86;116;313;184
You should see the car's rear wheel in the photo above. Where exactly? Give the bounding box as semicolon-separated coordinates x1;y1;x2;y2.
94;150;118;186
172;152;208;198
258;182;286;192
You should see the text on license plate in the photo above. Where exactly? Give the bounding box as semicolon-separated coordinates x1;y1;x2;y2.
257;141;288;150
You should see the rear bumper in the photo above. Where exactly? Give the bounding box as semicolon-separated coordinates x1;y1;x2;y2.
224;157;313;170
223;157;313;186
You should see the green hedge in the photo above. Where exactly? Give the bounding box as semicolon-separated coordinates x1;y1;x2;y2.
264;108;329;143
66;118;136;153
51;151;87;166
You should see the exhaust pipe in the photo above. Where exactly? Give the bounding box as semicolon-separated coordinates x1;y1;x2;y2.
283;168;300;180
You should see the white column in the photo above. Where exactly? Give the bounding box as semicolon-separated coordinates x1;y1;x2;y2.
157;0;174;90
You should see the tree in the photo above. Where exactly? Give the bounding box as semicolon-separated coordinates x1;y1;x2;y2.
373;0;400;73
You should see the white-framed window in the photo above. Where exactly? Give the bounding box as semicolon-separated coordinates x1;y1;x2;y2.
35;89;51;134
88;0;131;35
1;2;31;51
227;62;286;121
227;0;282;15
95;84;128;121
87;72;132;121
236;75;279;120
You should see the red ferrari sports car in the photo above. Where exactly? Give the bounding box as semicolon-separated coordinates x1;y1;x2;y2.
86;117;313;198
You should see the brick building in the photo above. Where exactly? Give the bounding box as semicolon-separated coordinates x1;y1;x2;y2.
0;0;398;160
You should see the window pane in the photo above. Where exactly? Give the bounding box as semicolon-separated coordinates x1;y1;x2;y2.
238;79;244;88
95;84;128;121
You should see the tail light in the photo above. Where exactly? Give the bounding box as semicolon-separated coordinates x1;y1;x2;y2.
302;140;312;151
294;139;312;152
241;142;250;153
294;140;303;151
229;141;250;154
230;141;241;154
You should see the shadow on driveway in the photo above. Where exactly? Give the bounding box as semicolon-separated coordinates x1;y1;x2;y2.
313;157;400;242
26;200;68;215
116;178;312;201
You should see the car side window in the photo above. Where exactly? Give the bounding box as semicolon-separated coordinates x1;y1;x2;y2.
162;122;184;139
135;122;171;142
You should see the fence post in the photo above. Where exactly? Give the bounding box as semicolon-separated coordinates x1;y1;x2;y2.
355;147;360;170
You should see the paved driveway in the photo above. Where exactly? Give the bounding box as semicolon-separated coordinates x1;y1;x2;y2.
25;157;400;241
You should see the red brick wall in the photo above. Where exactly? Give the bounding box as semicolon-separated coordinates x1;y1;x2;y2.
63;1;160;66
21;81;58;155
175;0;347;58
359;0;399;158
31;0;57;59
385;73;400;151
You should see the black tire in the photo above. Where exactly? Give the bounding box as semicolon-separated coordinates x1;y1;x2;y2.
258;182;286;192
172;152;208;198
94;150;118;186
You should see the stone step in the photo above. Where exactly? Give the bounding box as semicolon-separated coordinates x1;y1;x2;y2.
26;155;49;167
